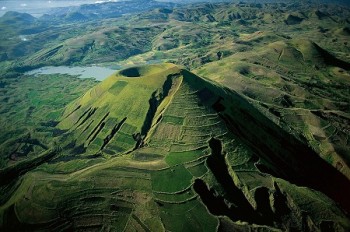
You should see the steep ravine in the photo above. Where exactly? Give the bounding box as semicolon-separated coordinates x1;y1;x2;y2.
213;90;350;214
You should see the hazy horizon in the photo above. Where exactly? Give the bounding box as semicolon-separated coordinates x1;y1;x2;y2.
1;0;350;17
0;0;102;16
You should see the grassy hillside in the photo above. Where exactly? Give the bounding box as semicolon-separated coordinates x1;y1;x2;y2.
1;1;350;231
1;1;349;73
0;74;98;169
194;38;350;180
1;64;349;231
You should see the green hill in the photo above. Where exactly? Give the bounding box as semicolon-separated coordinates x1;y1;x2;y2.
1;1;350;231
0;11;36;24
195;38;350;181
1;64;349;231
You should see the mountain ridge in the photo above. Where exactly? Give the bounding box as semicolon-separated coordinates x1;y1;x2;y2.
1;1;350;231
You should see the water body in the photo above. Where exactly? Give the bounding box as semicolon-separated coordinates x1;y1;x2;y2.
0;0;99;17
26;66;119;81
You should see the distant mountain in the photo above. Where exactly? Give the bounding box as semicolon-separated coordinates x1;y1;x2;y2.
63;11;88;21
167;0;350;6
42;0;179;22
0;11;37;24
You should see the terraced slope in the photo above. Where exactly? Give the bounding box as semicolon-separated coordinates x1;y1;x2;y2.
1;64;349;231
195;38;350;180
57;63;181;156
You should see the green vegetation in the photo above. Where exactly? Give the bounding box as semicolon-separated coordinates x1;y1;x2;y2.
0;74;98;168
165;149;205;166
1;62;350;231
1;1;350;231
152;165;193;193
159;200;218;232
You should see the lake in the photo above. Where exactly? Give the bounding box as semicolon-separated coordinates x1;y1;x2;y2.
26;66;119;81
0;1;98;17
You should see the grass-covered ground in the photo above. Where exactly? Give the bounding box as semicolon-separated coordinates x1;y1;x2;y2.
1;63;349;231
1;1;350;231
0;74;98;168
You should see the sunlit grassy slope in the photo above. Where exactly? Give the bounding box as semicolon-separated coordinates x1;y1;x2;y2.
1;1;350;231
1;64;350;231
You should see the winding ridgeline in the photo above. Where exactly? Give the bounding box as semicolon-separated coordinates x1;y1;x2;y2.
1;63;349;231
